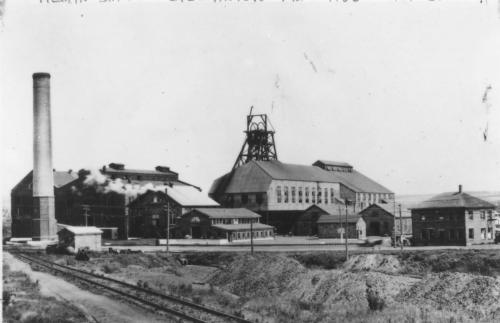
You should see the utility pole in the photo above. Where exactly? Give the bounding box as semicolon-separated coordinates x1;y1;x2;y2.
250;219;254;254
166;201;171;254
344;199;349;261
82;205;90;227
399;204;403;253
393;199;397;248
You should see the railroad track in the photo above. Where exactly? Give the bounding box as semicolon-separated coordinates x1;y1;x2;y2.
12;252;250;323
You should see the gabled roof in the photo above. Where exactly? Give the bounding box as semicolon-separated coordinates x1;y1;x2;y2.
12;170;79;192
210;160;392;196
193;208;261;219
166;186;219;207
59;225;102;235
317;214;362;224
212;223;273;231
411;192;496;210
54;171;79;188
305;204;356;216
360;203;395;216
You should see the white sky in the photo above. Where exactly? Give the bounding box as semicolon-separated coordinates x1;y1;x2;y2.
1;0;500;208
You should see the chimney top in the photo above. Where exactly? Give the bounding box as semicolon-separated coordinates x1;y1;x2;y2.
458;184;463;193
33;72;51;79
109;163;125;170
155;166;171;173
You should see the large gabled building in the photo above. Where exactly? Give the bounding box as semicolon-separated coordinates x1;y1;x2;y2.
209;159;393;234
11;163;200;239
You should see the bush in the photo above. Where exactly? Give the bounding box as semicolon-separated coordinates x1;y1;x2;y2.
101;262;121;274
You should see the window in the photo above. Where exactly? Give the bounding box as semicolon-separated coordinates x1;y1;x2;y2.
305;188;310;203
298;187;303;203
312;188;316;204
421;215;426;221
488;227;493;239
242;194;248;205
468;210;473;220
449;230;455;241
276;186;282;203
256;193;264;205
324;188;328;204
468;228;474;239
330;188;334;202
317;188;322;204
153;195;158;203
480;211;486;220
481;228;486;239
291;187;296;203
284;186;289;203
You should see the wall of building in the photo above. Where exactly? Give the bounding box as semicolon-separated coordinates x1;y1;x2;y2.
318;220;366;239
465;209;495;245
361;207;394;236
394;217;412;236
267;180;341;211
411;208;467;246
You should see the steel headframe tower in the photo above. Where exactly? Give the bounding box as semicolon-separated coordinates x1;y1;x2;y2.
233;107;278;170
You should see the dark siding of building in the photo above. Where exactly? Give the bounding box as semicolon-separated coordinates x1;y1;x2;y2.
411;208;467;246
360;205;394;237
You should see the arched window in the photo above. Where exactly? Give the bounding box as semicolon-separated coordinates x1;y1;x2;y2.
305;187;310;203
324;188;328;204
291;187;296;203
298;187;303;203
284;186;289;203
276;186;282;203
312;188;316;204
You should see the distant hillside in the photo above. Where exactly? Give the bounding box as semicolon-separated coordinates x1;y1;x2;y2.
397;191;500;210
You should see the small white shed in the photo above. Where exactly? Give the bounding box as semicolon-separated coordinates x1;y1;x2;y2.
57;226;103;251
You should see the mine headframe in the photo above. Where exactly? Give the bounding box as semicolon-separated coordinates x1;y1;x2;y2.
232;107;278;170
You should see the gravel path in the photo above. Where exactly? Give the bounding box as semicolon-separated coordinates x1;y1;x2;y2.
4;252;174;323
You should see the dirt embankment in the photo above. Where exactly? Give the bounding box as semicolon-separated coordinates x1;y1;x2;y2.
208;253;500;323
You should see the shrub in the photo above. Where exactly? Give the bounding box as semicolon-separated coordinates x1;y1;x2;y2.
101;262;121;274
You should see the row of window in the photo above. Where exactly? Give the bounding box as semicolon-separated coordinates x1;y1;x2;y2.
420;228;493;241
358;193;393;203
468;210;493;220
276;186;335;204
211;218;257;225
468;227;493;240
231;229;272;240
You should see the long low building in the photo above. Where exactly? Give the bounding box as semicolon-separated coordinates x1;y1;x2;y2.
209;159;393;234
176;208;274;242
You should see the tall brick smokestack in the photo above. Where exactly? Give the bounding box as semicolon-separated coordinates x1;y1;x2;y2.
32;72;57;240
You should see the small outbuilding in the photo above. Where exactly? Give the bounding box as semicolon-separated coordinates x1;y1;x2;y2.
177;208;274;242
57;225;102;251
317;210;366;239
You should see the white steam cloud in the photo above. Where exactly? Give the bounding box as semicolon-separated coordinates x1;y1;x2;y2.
83;169;168;199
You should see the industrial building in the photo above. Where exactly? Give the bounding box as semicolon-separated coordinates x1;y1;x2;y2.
176;208;274;241
210;160;393;234
11;163;202;239
411;186;496;246
128;186;219;238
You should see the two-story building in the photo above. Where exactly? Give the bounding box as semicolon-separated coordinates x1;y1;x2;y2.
209;160;393;234
411;186;496;246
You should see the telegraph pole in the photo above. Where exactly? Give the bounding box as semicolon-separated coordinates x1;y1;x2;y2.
166;201;170;254
399;203;403;253
250;219;254;254
344;199;349;261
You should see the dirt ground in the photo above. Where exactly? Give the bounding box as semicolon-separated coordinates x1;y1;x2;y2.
12;249;500;323
3;252;173;323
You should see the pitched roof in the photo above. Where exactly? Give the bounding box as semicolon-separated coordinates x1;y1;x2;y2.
211;160;392;195
412;192;496;210
317;214;362;224
212;223;273;231
193;208;261;219
305;204;356;216
59;225;102;235
165;186;219;207
54;171;78;188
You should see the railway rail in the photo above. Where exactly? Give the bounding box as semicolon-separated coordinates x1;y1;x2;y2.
12;252;250;323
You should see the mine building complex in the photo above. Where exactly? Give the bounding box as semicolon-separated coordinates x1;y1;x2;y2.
411;185;496;246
